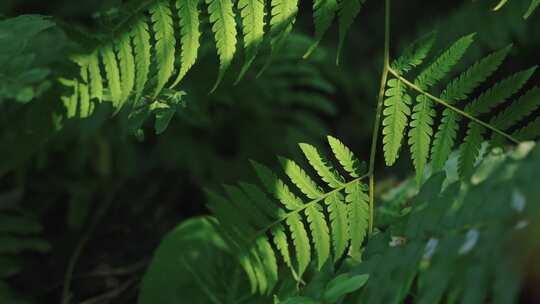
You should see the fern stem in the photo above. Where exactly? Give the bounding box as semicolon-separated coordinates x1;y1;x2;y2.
367;0;391;236
251;174;368;241
387;67;521;145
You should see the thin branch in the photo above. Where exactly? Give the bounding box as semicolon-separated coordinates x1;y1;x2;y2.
387;67;521;145
367;0;392;235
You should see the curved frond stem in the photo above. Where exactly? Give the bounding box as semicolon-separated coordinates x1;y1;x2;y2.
387;67;521;145
367;0;391;236
250;174;369;242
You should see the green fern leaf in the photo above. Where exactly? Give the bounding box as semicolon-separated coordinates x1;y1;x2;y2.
88;50;103;102
457;68;535;179
287;213;311;278
100;44;122;108
525;0;540;18
299;143;345;188
513;116;540;140
383;78;412;166
327;135;362;177
304;0;338;58
251;161;304;210
171;0;200;87
236;0;265;82
254;237;279;293
224;185;269;228
150;0;176;97
491;86;540;144
239;182;281;220
271;225;294;270
78;68;92;118
324;191;349;260
115;33;135;103
458;123;485;180
280;157;323;200
409;34;475;183
345;181;369;256
207;0;237;92
60;78;77;118
131;17;151;101
336;0;366;64
305;204;330;270
431;46;511;171
392;31;437;74
260;0;299;76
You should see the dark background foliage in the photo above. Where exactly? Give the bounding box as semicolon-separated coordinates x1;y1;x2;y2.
1;0;539;302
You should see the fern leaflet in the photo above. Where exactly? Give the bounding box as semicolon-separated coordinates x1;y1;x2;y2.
150;0;176;97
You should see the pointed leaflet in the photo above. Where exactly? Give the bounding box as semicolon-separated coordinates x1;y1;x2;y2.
287;213;311;278
383;32;436;166
131;17;151;101
87;50;103;102
251;160;303;210
325;191;349;260
525;0;540;18
254;237;279;294
150;0;176;97
514;116;540;141
391;31;437;74
258;0;298;76
431;46;511;172
236;0;265;82
299;143;344;188
383;79;412;166
304;0;338;58
336;0;366;64
458;67;535;179
100;44;122;108
409;34;475;183
115;33;135;103
327;135;363;178
490;86;540;144
280;157;323;200
171;0;200;87
207;0;237;92
305;204;330;270
72;55;93;117
346;181;369;256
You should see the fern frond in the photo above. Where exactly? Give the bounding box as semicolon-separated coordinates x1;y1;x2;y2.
336;0;366;64
408;34;475;183
115;33;135;103
171;0;201;87
304;0;339;58
513;116;540;140
150;0;176;97
208;138;369;293
325;191;349;260
345;181;369;256
457;68;535;179
383;79;412;166
430;46;511;171
391;31;437;74
236;0;265;82
207;0;237;92
87;50;103;102
101;44;122;108
131;16;151;101
305;204;330;269
327;135;363;177
300;143;345;188
490;86;540;144
525;0;540;18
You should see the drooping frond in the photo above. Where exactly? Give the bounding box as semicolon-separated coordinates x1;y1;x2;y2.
150;0;176;97
304;0;339;58
336;0;366;64
206;0;238;92
408;34;475;183
207;137;369;293
171;0;201;87
430;45;511;172
236;0;265;82
383;32;540;183
131;17;151;102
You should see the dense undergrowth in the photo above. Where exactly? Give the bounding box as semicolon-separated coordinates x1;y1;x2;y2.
1;0;540;303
